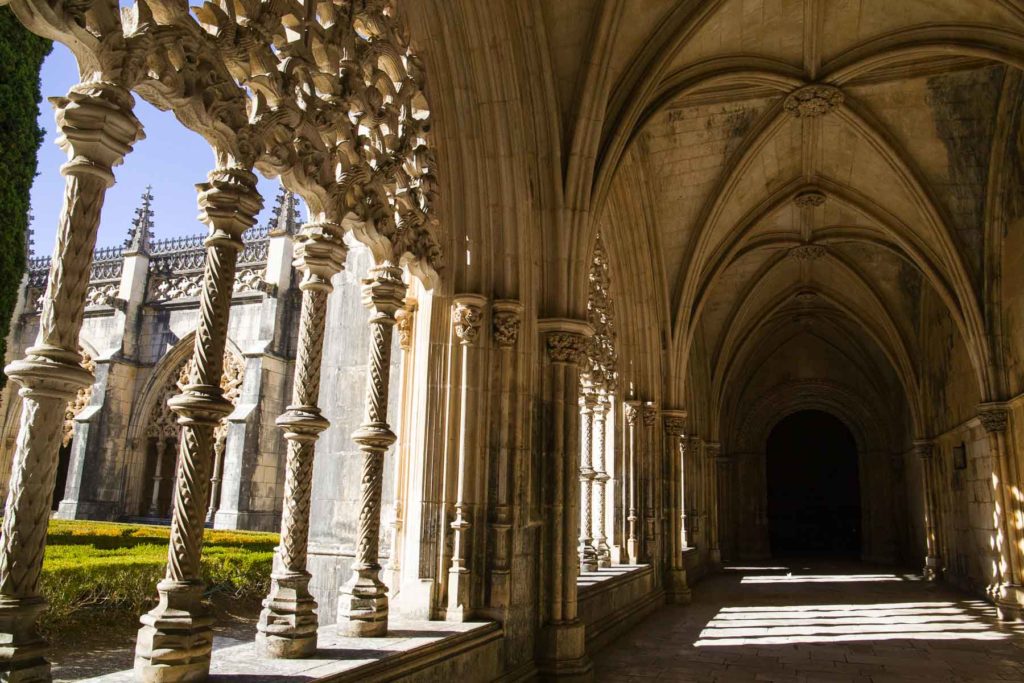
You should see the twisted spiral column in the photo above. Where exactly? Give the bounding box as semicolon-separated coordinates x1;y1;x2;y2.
0;81;141;683
593;394;611;568
135;167;262;682
258;222;346;657
337;264;406;637
447;295;486;620
578;390;598;572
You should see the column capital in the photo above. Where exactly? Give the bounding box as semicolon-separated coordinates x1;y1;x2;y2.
362;263;406;317
642;401;658;428
913;439;935;459
452;293;488;346
538;318;593;365
492;299;523;347
705;442;722;459
623;400;641;426
197;167;263;245
978;402;1009;434
663;409;687;436
293;221;347;290
52;81;144;185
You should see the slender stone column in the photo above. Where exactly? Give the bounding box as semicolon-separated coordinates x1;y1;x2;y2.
135;167;263;682
258;221;346;657
979;405;1024;620
536;319;592;679
688;437;702;544
593;393;611;568
487;301;522;609
148;438;168;517
578;389;599;572
623;401;641;564
205;434;227;524
385;303;416;589
0;81;142;682
914;440;943;581
642;402;658;566
705;442;722;566
447;295;487;620
662;411;690;603
337;263;406;636
680;435;690;549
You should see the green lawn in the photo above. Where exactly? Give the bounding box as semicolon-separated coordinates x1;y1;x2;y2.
41;519;277;634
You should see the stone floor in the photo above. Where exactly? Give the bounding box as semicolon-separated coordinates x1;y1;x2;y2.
594;560;1024;682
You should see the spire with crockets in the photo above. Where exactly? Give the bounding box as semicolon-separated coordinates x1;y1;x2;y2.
124;186;155;256
267;186;300;237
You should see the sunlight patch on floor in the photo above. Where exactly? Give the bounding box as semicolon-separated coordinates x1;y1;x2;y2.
696;598;1021;646
740;573;918;584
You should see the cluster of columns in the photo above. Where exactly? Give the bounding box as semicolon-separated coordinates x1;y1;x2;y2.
0;82;426;682
578;388;612;572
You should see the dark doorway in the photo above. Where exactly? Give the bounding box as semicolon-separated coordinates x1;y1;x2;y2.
52;442;73;511
766;410;861;557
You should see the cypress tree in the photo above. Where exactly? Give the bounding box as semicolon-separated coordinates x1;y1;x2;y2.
0;9;51;382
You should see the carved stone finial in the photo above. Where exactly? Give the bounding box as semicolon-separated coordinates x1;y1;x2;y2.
979;404;1008;434
268;187;301;237
453;300;484;345
789;244;827;261
124;186;155;256
784;85;844;118
794;190;826;209
914;440;935;459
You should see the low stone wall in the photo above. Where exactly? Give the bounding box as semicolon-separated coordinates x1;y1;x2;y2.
578;565;661;651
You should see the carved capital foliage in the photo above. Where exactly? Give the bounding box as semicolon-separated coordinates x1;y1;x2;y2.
396;308;415;352
62;350;96;447
493;311;521;348
979;404;1009;434
664;417;687;437
642;402;658;428
586;233;618;392
546;332;588;365
294;221;347;288
453;300;485;346
784;85;843;118
624;402;640;427
705;442;722;459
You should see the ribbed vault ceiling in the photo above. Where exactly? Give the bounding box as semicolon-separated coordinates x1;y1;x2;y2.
585;0;1024;438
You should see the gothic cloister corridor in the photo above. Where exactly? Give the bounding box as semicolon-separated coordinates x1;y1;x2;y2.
595;562;1024;682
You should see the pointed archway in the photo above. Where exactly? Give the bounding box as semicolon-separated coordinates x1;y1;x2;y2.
766;410;861;558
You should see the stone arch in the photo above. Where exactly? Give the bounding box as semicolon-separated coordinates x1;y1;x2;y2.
122;335;246;517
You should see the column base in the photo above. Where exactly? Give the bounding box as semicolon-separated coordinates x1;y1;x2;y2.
135;580;213;683
337;570;388;637
924;555;943;581
996;584;1024;621
0;597;50;683
626;539;638;565
666;568;691;605
256;572;318;658
596;542;611;568
579;544;599;573
445;568;473;622
537;620;593;682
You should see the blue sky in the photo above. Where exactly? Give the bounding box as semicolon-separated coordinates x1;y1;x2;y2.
29;44;287;256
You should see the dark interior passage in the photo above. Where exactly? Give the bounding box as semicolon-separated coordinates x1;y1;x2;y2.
766;410;861;557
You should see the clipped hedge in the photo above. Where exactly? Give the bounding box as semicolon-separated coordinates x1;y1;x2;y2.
40;520;277;633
